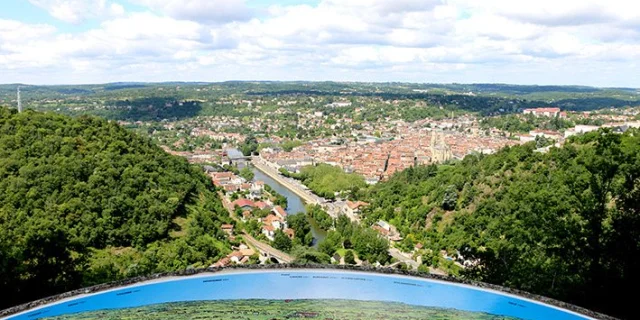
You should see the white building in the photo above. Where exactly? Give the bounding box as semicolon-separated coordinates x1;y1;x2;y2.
564;125;600;138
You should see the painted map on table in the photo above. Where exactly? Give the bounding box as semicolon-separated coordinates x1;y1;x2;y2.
5;270;592;320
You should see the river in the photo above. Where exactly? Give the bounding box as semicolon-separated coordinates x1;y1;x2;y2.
225;149;326;246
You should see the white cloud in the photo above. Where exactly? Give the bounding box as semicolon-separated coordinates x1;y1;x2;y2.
452;0;640;27
28;0;125;24
0;19;56;42
2;0;640;86
132;0;252;23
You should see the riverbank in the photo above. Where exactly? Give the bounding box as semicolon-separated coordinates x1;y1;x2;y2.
251;164;327;245
252;157;325;205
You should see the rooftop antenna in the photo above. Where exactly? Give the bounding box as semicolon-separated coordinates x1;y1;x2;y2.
17;86;22;113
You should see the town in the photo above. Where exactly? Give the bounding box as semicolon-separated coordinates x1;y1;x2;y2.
150;97;640;275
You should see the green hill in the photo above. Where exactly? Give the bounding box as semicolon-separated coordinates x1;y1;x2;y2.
0;107;231;309
361;129;640;319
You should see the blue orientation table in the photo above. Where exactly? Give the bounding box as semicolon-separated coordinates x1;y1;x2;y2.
5;269;594;320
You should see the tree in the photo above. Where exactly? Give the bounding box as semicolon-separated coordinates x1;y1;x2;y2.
442;185;457;210
239;166;254;181
273;230;292;252
287;214;311;245
318;231;341;256
292;249;331;264
240;134;258;156
344;250;356;264
535;135;552;149
0;108;232;309
306;205;333;230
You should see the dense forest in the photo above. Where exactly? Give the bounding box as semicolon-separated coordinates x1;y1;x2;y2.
361;129;640;319
0;107;231;309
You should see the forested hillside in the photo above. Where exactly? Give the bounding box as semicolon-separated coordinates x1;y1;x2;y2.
0;107;231;309
361;129;640;319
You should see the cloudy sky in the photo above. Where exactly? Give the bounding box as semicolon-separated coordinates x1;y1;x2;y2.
1;0;639;86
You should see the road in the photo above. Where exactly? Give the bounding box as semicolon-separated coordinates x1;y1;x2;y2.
388;248;420;270
242;233;294;263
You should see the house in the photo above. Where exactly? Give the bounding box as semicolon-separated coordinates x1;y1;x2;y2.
372;224;390;236
254;201;270;210
345;200;369;216
564;125;600;138
210;257;231;268
262;224;275;240
223;184;239;192
233;199;255;211
229;251;244;264
273;206;287;219
263;214;285;230
221;224;234;236
250;182;264;198
216;246;256;266
210;172;235;185
522;107;563;118
239;248;255;257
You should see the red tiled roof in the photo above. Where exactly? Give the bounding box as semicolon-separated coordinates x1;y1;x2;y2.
273;205;287;217
255;201;270;209
264;214;283;224
211;257;231;267
233;199;255;208
372;225;389;236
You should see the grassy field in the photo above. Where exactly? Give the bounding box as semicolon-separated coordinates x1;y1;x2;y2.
45;299;519;320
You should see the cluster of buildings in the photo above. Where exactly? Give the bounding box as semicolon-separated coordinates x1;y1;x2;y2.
259;125;518;183
232;198;294;241
564;122;640;137
209;171;265;196
210;242;257;268
522;107;567;118
517;108;640;143
162;147;222;164
207;169;297;241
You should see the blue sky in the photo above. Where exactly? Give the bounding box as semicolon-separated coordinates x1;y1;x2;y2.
0;0;639;86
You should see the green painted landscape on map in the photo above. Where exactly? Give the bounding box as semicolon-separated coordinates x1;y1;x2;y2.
45;299;519;320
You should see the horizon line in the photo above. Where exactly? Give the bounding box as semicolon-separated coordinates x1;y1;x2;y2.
1;81;638;90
